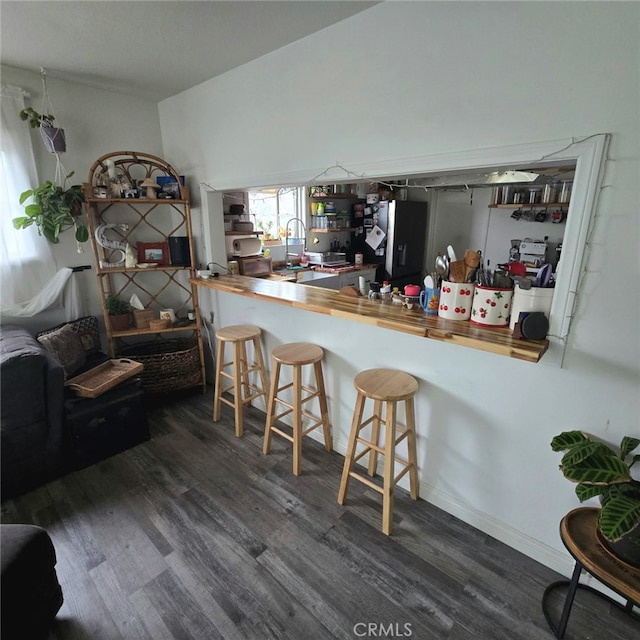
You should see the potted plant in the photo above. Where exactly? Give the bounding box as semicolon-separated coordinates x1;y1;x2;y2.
105;294;131;332
13;172;88;245
19;107;66;153
551;430;640;567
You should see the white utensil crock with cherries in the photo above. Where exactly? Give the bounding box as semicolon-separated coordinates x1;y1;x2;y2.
438;282;475;320
470;286;513;327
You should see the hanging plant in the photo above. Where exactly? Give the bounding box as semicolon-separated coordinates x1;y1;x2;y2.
13;171;88;245
19;107;66;153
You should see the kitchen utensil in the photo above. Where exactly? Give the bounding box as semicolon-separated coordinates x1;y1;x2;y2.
535;263;552;288
435;254;450;280
449;259;466;283
498;261;527;278
447;245;457;262
463;249;482;282
424;274;434;289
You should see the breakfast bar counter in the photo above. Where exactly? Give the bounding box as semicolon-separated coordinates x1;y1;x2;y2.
192;275;548;363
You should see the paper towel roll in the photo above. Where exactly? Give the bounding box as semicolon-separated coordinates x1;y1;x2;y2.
232;237;262;257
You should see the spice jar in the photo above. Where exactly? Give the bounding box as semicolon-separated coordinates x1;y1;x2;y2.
542;183;557;204
528;187;542;204
558;181;572;204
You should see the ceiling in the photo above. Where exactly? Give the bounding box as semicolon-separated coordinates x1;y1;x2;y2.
1;1;378;101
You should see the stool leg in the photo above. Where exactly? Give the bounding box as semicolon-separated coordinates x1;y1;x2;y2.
338;392;366;505
405;397;419;500
232;341;243;437
213;338;224;422
263;361;280;455
240;340;251;406
253;336;268;403
382;400;397;536
313;360;332;452
367;399;383;476
292;364;302;476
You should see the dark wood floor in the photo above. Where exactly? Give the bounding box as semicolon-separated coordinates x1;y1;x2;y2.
2;389;638;640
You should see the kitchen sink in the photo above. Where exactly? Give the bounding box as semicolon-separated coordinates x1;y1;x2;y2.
295;270;338;283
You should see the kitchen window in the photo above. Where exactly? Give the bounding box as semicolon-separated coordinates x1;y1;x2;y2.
248;187;306;240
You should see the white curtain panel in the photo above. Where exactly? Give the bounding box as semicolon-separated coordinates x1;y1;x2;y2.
0;84;73;318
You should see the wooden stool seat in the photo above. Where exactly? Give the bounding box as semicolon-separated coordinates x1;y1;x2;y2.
213;324;268;437
263;342;332;475
338;368;419;535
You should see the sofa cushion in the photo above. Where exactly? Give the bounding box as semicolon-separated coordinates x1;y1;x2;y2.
37;324;86;378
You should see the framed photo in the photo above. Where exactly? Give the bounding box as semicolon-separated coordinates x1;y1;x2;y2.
137;241;169;265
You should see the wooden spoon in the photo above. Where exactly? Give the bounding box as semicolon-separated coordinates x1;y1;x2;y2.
449;260;466;283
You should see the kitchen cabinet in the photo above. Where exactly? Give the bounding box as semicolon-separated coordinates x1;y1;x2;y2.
83;151;206;393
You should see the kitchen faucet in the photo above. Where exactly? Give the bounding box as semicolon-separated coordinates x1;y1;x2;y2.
285;217;307;267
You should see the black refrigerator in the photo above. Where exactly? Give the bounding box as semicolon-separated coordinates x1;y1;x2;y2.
351;200;428;288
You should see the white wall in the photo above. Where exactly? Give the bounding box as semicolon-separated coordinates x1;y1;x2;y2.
158;2;639;575
1;65;163;333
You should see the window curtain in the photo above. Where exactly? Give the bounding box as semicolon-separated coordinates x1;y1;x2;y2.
0;84;79;319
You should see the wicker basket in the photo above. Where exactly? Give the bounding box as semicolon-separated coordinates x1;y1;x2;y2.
118;339;201;393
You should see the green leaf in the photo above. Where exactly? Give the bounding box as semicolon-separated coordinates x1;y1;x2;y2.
75;225;89;243
575;483;603;501
560;441;605;467
24;204;42;217
43;226;58;243
598;495;640;541
19;189;34;204
560;453;631;484
12;217;31;230
620;437;640;460
551;431;589;452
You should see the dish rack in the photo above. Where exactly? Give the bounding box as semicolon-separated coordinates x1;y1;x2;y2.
306;251;348;267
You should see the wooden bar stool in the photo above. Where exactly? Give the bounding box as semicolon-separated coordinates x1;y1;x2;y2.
338;368;419;535
262;343;332;475
213;324;268;437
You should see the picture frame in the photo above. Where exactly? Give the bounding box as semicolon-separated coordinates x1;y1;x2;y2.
137;241;169;265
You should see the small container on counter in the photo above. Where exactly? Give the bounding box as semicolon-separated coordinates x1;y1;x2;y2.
228;260;239;275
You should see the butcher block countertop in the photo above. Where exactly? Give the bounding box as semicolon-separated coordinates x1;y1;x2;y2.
192;275;548;363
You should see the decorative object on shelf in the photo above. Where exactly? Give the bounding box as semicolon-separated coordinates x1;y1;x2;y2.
159;309;176;324
551;431;640;568
139;177;160;199
94;222;129;268
105;293;131;332
136;241;169;265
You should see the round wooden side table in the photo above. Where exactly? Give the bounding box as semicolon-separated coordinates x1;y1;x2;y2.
542;507;640;638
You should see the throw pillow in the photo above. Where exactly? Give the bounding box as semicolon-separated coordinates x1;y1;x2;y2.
37;324;86;378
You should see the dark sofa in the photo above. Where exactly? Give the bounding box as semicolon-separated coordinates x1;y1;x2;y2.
0;325;65;500
1;316;149;501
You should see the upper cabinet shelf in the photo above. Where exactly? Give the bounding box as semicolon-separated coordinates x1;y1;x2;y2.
489;203;570;209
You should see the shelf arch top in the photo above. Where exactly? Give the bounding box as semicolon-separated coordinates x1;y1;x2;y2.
86;151;186;200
